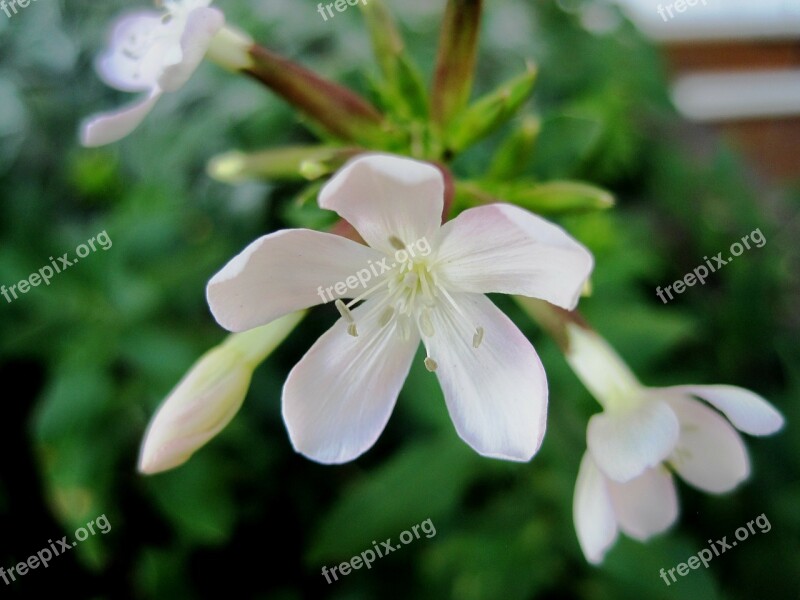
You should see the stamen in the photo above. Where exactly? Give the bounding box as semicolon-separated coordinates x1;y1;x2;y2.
379;306;395;327
424;357;438;372
419;309;435;337
335;299;355;323
438;287;484;349
347;323;359;337
398;315;412;340
345;275;394;309
389;235;406;250
418;266;436;300
473;326;484;349
403;272;418;288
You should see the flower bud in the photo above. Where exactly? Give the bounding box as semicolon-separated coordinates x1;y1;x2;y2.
138;312;304;474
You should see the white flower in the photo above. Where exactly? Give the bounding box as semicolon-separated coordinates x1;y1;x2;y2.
567;325;784;564
138;312;303;475
81;0;224;147
206;154;594;464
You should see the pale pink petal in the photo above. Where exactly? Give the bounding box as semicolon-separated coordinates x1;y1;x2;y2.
422;292;548;461
587;399;680;482
436;204;593;309
80;89;162;147
96;11;166;92
573;452;619;565
207;229;386;332
318;154;444;255
158;7;224;92
282;300;420;464
665;384;784;436
666;396;750;494
607;466;678;540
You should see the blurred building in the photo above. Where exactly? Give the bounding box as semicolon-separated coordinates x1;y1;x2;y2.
613;0;800;180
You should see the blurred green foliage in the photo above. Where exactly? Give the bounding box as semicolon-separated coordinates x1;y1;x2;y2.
0;0;797;598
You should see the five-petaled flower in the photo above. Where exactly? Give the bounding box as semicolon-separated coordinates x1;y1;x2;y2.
206;154;594;464
567;325;784;564
81;0;224;147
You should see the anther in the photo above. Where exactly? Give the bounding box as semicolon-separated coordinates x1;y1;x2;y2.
389;235;406;250
347;323;359;337
424;357;438;372
335;299;355;323
473;327;484;349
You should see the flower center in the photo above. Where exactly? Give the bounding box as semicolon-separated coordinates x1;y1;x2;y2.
121;27;159;63
120;2;191;78
335;236;484;372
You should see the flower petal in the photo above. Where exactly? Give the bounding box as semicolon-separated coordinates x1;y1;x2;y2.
96;11;166;92
665;384;784;436
573;452;619;565
587;399;680;482
318;154;444;255
158;7;224;92
80;89;162;147
207;229;386;332
165;0;214;16
282;300;420;464
607;466;678;540
423;292;548;461
666;396;750;494
435;204;593;309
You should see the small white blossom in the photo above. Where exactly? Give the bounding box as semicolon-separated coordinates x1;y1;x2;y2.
567;325;784;563
81;0;224;147
206;154;594;464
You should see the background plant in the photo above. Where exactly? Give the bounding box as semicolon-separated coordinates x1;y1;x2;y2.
0;0;797;598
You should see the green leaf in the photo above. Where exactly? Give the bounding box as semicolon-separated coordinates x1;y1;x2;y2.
447;64;538;153
282;185;337;230
33;366;114;442
308;436;482;563
360;0;428;120
603;536;722;600
530;114;603;179
487;115;541;180
145;454;237;544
